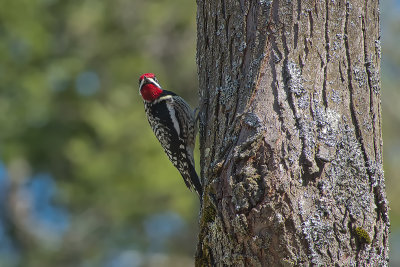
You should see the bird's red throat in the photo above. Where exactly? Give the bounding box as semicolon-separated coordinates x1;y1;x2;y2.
140;83;163;102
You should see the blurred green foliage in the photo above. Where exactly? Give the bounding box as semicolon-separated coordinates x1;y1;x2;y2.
382;1;400;229
0;0;399;266
0;0;199;265
381;2;400;264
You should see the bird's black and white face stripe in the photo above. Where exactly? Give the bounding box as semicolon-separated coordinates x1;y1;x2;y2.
139;76;161;93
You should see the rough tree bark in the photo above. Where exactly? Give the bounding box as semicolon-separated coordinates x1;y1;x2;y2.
195;0;389;266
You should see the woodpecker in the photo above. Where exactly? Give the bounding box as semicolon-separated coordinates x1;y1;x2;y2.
139;73;202;197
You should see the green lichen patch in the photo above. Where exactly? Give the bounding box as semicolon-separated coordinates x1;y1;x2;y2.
355;227;372;244
200;193;217;225
203;205;217;224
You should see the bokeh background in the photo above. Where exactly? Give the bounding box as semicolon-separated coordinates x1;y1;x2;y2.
0;0;398;266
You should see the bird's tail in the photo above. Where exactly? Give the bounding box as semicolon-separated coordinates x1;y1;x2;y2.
188;163;203;199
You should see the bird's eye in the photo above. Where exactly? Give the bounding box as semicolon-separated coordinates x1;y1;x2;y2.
154;77;158;83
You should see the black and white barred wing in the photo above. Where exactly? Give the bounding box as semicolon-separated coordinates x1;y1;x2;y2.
170;96;196;161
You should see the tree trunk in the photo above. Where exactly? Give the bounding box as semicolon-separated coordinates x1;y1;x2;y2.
195;0;389;266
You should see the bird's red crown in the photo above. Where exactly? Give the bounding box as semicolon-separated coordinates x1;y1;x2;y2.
139;73;155;82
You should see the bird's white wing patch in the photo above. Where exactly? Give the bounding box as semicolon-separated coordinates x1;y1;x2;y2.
157;95;173;101
166;99;181;136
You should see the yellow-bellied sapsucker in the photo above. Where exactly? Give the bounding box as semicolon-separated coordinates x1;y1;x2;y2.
139;73;202;197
